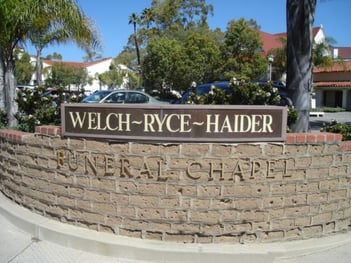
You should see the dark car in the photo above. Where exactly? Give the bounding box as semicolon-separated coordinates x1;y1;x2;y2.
180;81;293;106
180;81;232;104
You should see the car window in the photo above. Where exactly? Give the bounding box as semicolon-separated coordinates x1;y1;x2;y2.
125;92;149;103
197;85;212;95
104;92;125;103
82;91;112;102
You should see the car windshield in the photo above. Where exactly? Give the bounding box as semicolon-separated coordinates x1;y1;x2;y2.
100;90;168;104
82;90;112;103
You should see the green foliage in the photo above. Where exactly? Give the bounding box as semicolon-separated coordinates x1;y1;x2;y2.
321;120;351;141
98;70;124;89
121;2;276;93
0;0;100;127
198;86;230;105
141;17;269;93
45;63;89;89
287;107;298;131
229;80;281;105
188;79;298;129
0;109;7;128
15;51;35;84
311;107;345;113
143;37;188;92
188;79;282;106
15;86;85;132
220;19;267;80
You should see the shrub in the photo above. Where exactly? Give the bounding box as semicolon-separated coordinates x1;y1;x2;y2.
190;78;297;129
0;109;7;128
15;86;85;132
321;120;351;141
229;80;281;105
311;107;345;113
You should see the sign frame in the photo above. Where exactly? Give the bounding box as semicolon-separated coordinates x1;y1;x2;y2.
61;103;287;143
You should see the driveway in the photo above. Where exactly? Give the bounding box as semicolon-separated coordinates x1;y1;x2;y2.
309;111;351;131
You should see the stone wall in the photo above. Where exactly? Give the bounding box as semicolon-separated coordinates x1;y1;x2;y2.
0;126;351;244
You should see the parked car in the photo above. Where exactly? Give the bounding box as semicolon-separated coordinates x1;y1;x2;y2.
99;90;169;104
81;90;114;103
16;84;35;91
179;81;231;104
180;81;293;107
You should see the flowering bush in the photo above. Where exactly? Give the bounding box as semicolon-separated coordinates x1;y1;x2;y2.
229;80;281;105
187;78;298;129
191;79;281;105
15;86;85;132
198;85;230;105
321;120;351;141
0;109;7;128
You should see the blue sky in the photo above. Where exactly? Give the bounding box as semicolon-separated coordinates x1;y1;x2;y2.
26;0;351;62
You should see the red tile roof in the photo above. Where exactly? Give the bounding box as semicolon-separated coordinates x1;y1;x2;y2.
312;27;321;37
43;57;112;68
314;61;351;73
259;26;322;56
259;31;284;55
314;81;351;87
330;47;351;59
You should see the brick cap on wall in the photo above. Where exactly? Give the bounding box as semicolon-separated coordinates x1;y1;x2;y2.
35;125;61;136
285;132;342;144
0;126;350;150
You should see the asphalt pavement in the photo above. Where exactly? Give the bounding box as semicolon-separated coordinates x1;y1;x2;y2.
309;111;351;131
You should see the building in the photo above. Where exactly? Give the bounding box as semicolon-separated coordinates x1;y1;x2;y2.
259;26;351;110
29;57;132;93
313;49;351;110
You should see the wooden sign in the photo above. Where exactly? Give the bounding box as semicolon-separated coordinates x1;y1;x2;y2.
61;104;287;142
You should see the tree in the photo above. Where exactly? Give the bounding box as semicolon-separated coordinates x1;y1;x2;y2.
148;0;213;34
0;0;28;126
221;18;267;80
270;36;334;85
122;0;214;76
313;37;334;68
269;36;287;82
0;0;100;127
143;30;222;94
14;51;35;85
45;62;89;89
28;2;100;86
98;62;125;89
140;8;155;29
82;49;102;62
286;0;317;132
182;31;221;84
128;13;141;67
143;37;187;92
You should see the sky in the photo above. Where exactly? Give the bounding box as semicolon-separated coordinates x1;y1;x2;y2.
26;0;351;62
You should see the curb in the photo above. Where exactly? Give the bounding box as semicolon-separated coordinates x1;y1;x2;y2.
0;192;350;263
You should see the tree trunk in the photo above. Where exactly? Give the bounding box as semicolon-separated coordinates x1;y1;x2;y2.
286;0;316;132
36;47;43;86
0;49;5;110
133;23;141;67
4;58;18;127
